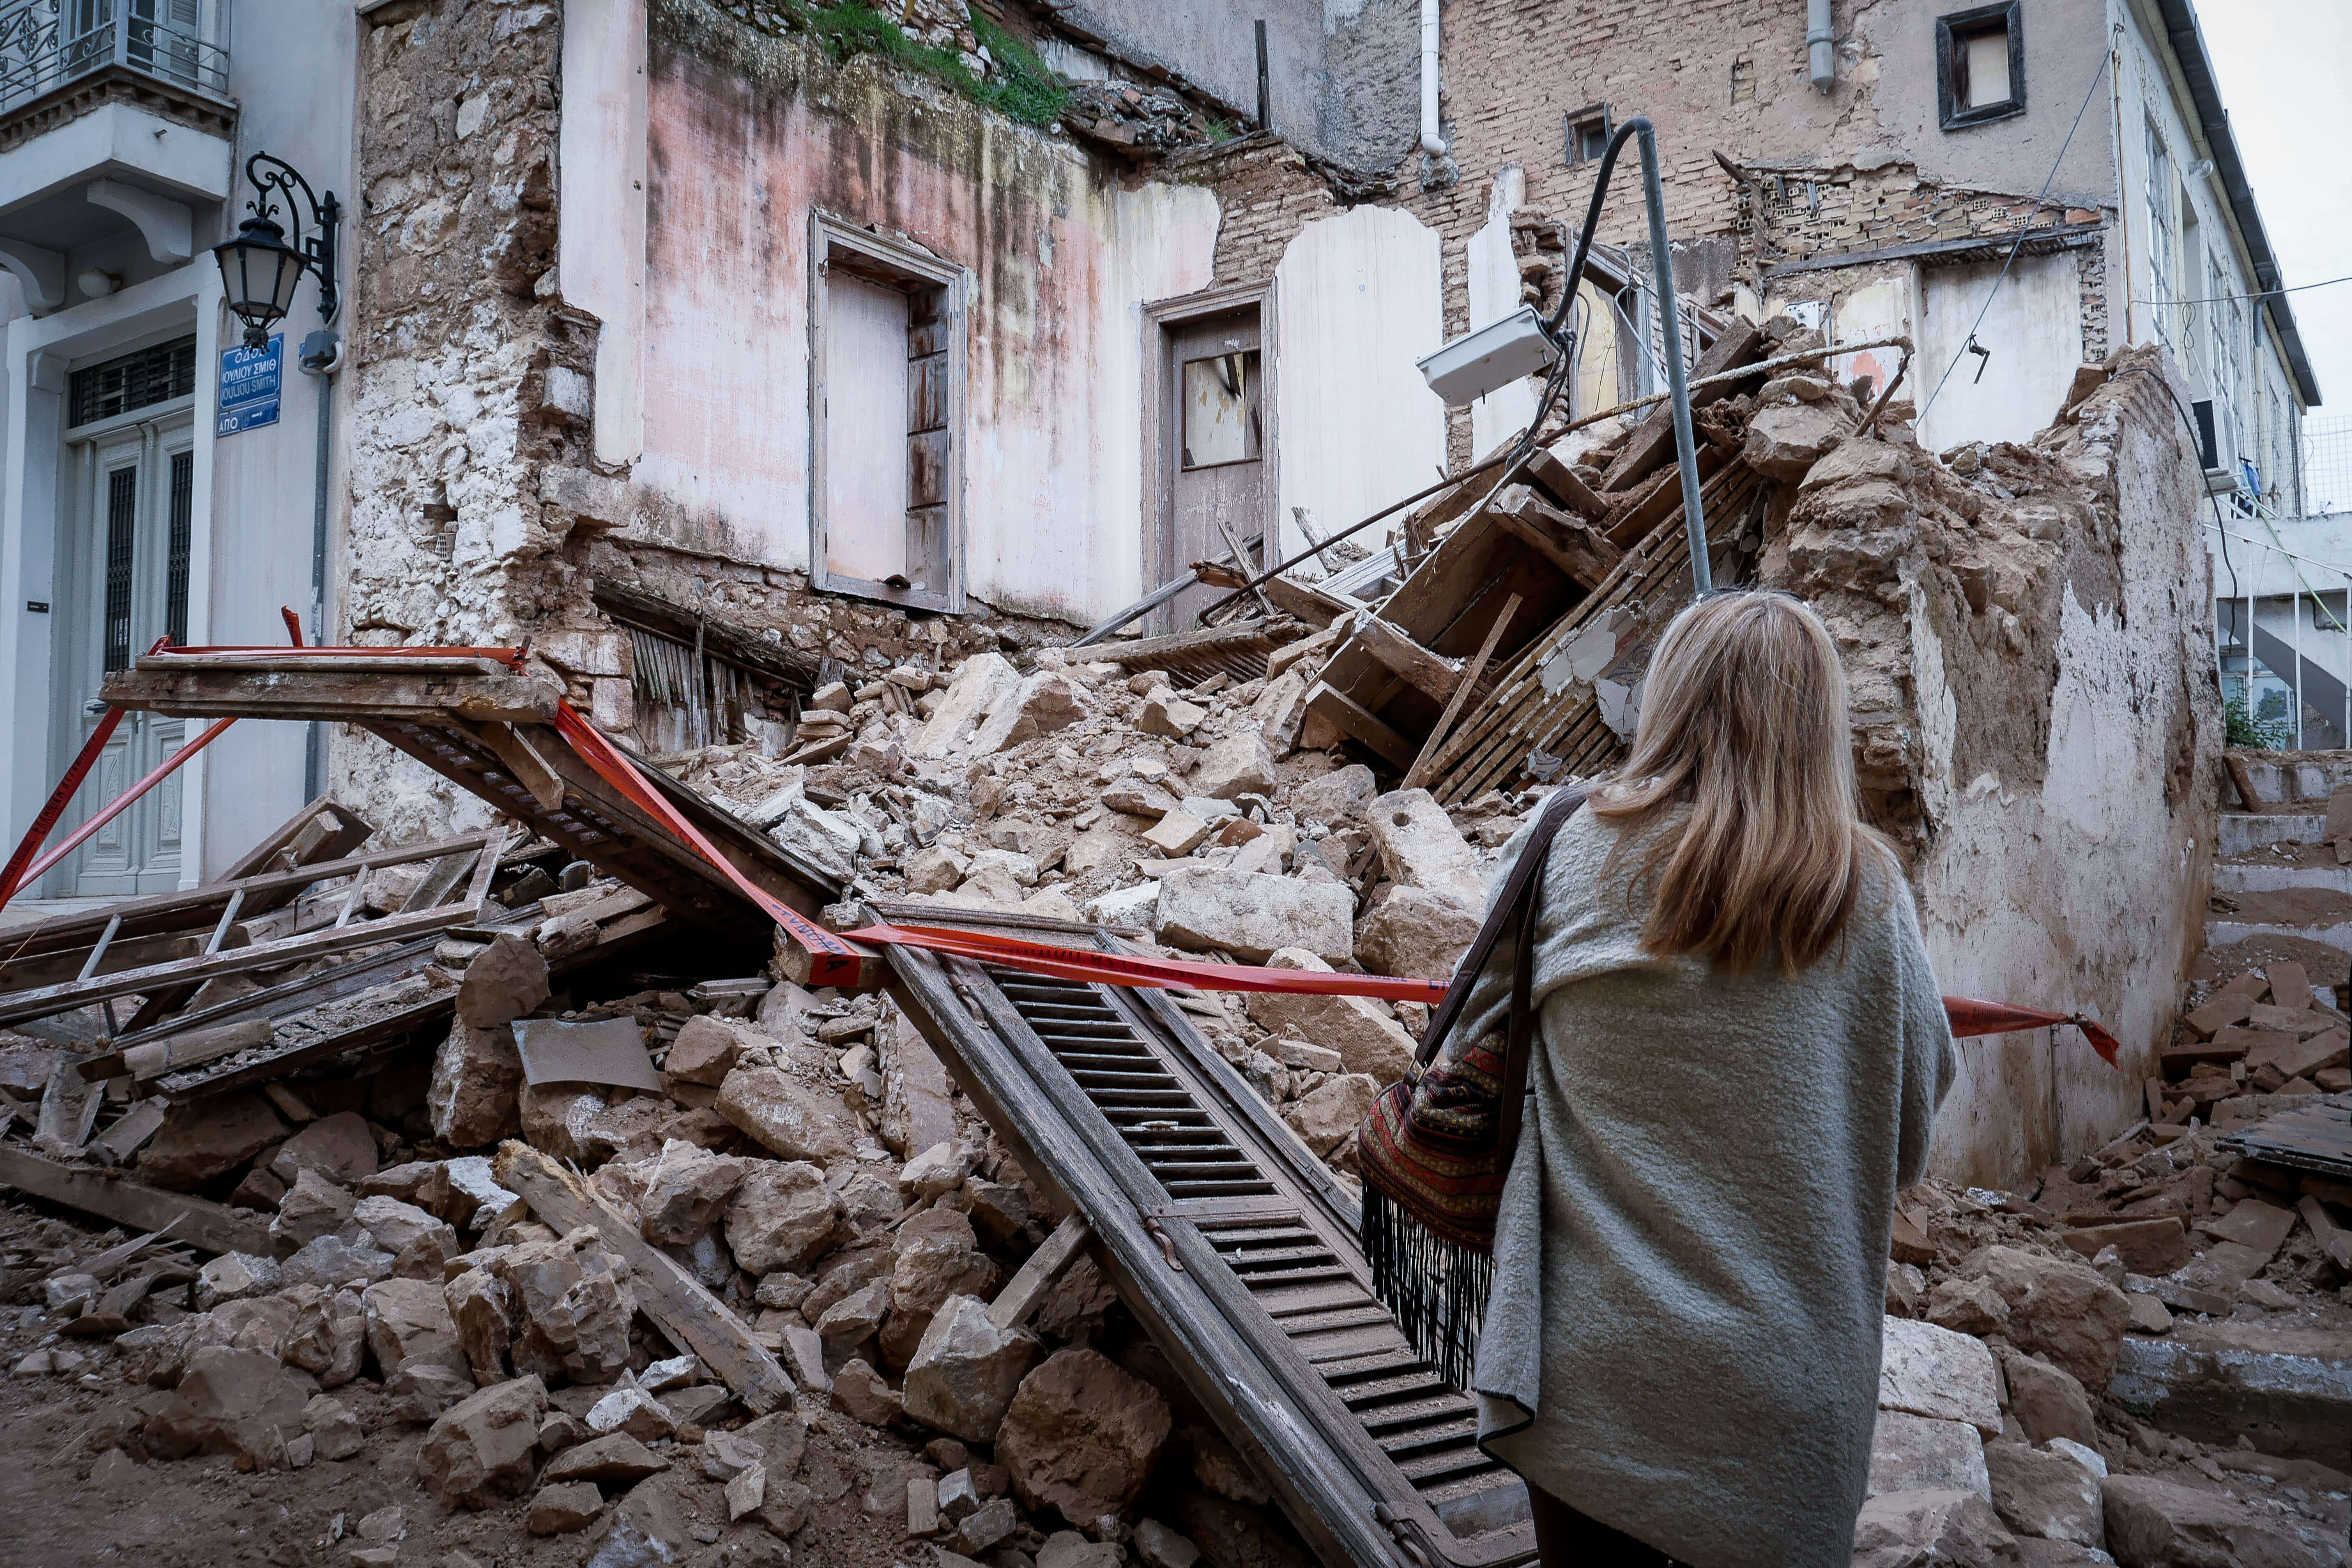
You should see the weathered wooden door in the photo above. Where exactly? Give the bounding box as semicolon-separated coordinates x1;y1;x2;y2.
1160;306;1264;629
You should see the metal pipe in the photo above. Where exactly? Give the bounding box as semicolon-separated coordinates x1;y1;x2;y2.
1418;0;1444;156
1807;0;1835;93
1070;571;1200;648
1633;120;1712;596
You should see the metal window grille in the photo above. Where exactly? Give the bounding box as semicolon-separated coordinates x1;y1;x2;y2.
102;466;136;672
2304;417;2352;517
165;449;193;647
69;336;196;427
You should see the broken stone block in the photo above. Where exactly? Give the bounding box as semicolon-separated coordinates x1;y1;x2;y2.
1138;690;1206;738
904;844;973;894
1142;809;1213;857
899;1141;976;1202
1997;1350;2095;1448
1355;884;1481;982
725;1160;842;1276
1983;1442;2103;1548
1741;400;1848;482
1247;949;1416;1084
354;1194;458;1259
902;1294;1045;1444
1282;1074;1378;1156
1367;790;1484;906
971;671;1087;754
1926;1275;2011;1337
1155;867;1353;965
912;652;1020;759
364;1276;471;1383
886;1209;999;1367
137;1091;286;1191
831;1357;902;1426
302;1393;365;1461
531;1480;606;1535
546;1432;672;1485
429;1022;525;1148
419;1372;546;1508
2099;1475;2339;1566
1134;1520;1201;1568
2057;1217;2190;1277
665;1015;748;1087
455;931;551;1029
997;1347;1172;1527
1848;1489;2021;1567
1290;764;1376;825
387;1361;476;1425
1867;1411;1990;1500
717;1066;857;1164
1188;730;1275;801
1879;1315;2003;1437
1962;1246;2130;1391
268;1110;381;1187
586;1385;676;1441
601;1140;746;1246
700;1431;764;1482
948;1495;1019;1556
442;1156;526;1233
581;1474;694;1568
536;909;601;959
445;1266;517;1386
228;1167;286;1212
281;1234;395;1290
1037;1532;1124;1568
142;1346;308;1465
194;1252;283;1312
819;1279;891;1349
489;1233;636;1384
725;1460;767;1522
271;1167;357;1248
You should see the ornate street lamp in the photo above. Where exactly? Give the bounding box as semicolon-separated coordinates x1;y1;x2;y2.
212;152;340;348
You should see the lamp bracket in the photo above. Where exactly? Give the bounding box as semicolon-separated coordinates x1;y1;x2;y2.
238;151;341;327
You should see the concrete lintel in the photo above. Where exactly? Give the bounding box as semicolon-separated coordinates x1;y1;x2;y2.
0;101;232;220
86;178;193;262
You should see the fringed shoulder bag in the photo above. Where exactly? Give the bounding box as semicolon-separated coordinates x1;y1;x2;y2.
1356;783;1586;1392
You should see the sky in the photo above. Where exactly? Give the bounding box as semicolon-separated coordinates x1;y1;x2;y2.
2201;0;2352;419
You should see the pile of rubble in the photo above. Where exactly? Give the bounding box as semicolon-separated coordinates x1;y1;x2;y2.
1859;953;2350;1565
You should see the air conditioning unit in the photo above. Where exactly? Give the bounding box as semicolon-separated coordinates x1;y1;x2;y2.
1418;307;1559;408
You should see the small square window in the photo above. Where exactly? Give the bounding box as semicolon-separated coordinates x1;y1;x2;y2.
1564;104;1612;166
1935;2;2023;129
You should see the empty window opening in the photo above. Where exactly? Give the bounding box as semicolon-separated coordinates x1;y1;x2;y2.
1181;350;1261;469
810;215;965;614
1936;3;2023;129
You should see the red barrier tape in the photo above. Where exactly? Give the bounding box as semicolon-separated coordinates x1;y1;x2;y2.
0;706;128;909
546;699;873;988
840;921;1452;1004
1945;996;2120;1068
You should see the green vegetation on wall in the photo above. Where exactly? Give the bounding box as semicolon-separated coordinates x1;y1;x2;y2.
718;1;1070;128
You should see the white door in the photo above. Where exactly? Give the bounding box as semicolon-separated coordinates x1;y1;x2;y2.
66;416;196;897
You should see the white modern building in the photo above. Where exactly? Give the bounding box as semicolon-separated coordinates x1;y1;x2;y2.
0;0;358;896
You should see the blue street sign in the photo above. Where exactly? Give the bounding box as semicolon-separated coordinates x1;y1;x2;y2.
217;335;282;435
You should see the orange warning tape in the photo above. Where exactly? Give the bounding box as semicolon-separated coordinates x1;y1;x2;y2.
1945;996;2120;1067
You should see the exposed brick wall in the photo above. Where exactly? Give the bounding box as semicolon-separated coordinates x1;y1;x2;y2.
1164;135;1341;286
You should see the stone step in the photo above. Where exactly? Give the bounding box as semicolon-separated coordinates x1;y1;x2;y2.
2213;861;2352;895
2220;813;2326;857
2230;751;2352;807
2108;1319;2352;1464
2205;918;2352;958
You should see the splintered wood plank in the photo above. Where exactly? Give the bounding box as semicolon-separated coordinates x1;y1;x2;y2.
988;1213;1092;1330
1303;684;1416;769
101;665;561;722
1351;616;1466;702
495;1140;797;1414
0;1146;274;1257
1598;315;1765;493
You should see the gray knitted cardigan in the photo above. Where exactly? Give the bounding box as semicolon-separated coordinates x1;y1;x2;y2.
1457;806;1956;1566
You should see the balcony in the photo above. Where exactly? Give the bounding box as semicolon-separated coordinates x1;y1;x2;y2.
0;2;232;311
0;2;232;143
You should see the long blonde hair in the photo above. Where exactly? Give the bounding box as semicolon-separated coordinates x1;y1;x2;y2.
1590;590;1889;974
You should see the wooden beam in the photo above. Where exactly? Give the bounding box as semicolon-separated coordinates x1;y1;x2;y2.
1521;449;1609;522
1349;616;1464;703
0;1145;276;1257
1190;564;1353;629
476;723;568;812
1404;593;1521;792
99;665;562;723
1303;684;1416;770
495;1140;797;1414
1599;315;1765;493
1488;487;1622;590
988;1213;1093;1331
593;577;823;691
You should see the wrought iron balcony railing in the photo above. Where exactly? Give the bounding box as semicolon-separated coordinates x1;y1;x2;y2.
0;1;229;120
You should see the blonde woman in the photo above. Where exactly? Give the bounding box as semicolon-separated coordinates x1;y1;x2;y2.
1465;590;1956;1565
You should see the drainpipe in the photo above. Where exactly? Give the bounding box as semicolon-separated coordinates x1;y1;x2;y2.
1807;0;1835;93
1419;0;1445;156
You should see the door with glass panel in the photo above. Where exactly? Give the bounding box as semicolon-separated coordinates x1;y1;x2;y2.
60;338;198;897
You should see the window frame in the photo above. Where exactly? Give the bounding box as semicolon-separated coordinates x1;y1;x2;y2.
806;211;969;615
1563;103;1613;167
1934;2;2025;130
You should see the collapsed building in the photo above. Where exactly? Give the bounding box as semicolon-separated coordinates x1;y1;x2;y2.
0;0;2345;1563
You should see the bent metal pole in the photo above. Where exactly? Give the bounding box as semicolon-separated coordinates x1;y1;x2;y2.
1627;117;1712;598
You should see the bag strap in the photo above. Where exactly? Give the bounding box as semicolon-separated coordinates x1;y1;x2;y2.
1412;784;1589;1070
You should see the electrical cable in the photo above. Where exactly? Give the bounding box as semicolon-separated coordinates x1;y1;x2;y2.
2133;272;2352;308
1917;47;2114;426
